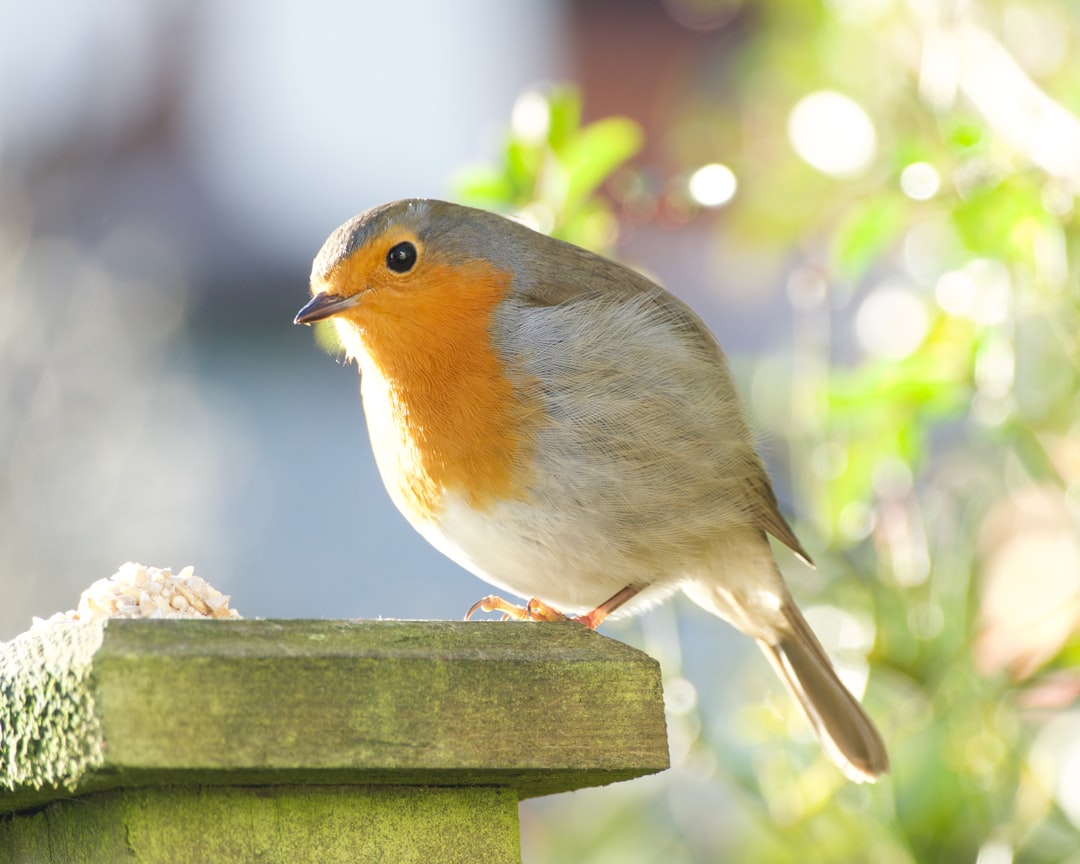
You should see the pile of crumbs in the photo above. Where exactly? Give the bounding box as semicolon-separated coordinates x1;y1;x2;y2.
31;562;242;629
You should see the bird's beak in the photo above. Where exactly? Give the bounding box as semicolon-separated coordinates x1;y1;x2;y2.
293;291;361;325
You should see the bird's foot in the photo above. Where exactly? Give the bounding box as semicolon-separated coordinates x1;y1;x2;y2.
465;595;569;623
464;586;642;630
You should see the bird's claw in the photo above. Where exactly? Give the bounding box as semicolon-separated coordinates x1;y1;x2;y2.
464;584;642;630
464;595;570;623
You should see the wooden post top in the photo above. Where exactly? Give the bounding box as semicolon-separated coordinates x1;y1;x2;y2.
0;619;669;815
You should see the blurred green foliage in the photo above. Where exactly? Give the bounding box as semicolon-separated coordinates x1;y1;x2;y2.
454;1;1080;861
454;84;642;253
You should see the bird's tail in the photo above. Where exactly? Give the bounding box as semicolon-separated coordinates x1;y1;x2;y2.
758;599;889;783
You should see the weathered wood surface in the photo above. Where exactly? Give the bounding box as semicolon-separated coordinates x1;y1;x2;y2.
0;785;521;864
0;619;668;816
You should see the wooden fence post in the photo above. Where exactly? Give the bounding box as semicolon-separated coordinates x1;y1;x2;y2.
0;619;668;863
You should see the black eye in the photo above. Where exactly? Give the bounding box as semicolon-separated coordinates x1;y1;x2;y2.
386;241;417;273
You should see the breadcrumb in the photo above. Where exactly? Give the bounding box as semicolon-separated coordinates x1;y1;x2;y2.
31;562;241;629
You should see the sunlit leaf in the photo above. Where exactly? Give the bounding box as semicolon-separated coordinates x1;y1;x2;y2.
830;195;909;281
945;122;984;153
451;166;515;207
952;179;1047;263
546;85;582;152
562;117;643;211
505;138;542;199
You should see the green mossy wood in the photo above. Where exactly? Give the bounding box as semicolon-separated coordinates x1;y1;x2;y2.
0;619;668;863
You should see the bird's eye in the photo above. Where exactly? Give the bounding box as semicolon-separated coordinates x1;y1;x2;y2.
386;241;417;273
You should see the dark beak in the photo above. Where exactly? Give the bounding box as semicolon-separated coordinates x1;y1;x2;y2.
294;292;360;325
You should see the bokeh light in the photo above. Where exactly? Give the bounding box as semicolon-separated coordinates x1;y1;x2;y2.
900;161;941;200
975;839;1013;864
787;91;877;177
854;283;928;360
977;487;1080;678
688;163;738;207
511;89;551;143
935;269;978;316
1030;711;1080;831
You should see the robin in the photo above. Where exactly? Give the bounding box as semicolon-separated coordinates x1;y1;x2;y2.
294;198;889;783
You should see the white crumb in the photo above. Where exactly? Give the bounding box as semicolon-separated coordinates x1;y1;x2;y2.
31;562;242;629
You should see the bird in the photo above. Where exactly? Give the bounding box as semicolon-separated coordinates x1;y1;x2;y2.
294;198;889;783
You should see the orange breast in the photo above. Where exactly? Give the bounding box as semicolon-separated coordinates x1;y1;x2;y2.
332;257;538;521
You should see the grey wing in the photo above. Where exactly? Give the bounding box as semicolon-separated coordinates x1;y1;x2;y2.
497;245;811;564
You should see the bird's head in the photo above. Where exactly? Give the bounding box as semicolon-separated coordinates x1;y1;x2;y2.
295;199;537;367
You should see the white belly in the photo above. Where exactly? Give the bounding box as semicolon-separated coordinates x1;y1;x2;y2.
409;492;681;616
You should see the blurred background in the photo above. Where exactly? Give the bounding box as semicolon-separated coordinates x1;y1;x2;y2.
3;0;1080;861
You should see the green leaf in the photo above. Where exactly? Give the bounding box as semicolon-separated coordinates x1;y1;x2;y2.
830;195;909;281
451;166;515;208
561;118;643;212
504;138;543;201
545;86;583;152
951;178;1046;262
945;122;984;153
